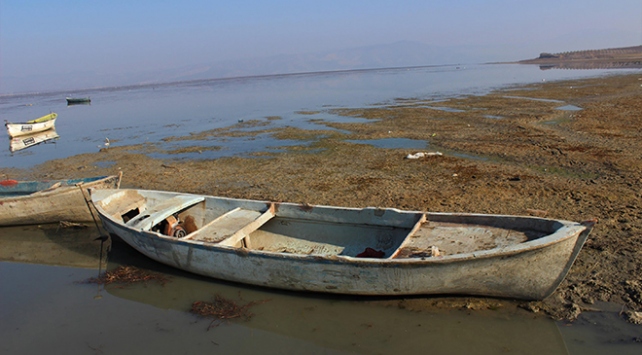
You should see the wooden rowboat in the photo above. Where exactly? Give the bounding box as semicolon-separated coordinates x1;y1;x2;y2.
0;174;122;226
91;188;595;300
9;127;59;152
5;113;57;138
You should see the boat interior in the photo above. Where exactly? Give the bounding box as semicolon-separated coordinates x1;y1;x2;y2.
97;190;553;259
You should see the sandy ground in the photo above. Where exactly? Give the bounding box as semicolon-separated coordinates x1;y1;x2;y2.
3;72;641;323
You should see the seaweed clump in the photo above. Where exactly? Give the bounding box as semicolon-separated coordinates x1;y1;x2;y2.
83;265;169;287
191;294;269;330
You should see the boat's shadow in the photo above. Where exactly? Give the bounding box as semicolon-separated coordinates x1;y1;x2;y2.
0;223;103;268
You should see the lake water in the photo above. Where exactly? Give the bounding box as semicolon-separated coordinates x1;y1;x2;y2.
1;63;637;169
2;64;642;354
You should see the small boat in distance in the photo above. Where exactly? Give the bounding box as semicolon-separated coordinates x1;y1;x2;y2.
0;173;122;226
9;127;60;152
66;97;91;105
5;112;57;138
92;188;595;300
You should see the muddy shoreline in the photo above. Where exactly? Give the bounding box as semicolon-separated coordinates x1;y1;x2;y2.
3;72;641;323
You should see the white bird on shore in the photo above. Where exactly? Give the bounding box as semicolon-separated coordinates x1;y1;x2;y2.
98;138;110;150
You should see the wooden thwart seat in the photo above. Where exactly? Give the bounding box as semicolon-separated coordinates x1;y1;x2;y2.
108;196;146;220
126;195;205;231
185;204;276;247
389;213;427;259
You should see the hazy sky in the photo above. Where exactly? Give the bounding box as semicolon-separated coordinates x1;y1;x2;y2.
1;1;641;89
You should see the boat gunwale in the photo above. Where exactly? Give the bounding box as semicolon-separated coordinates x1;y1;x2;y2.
0;175;119;200
93;189;590;265
5;119;57;126
5;113;57;126
132;220;585;265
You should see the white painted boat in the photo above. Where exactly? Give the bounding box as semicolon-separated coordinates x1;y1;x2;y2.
5;113;57;138
9;128;59;152
91;188;595;300
0;174;122;226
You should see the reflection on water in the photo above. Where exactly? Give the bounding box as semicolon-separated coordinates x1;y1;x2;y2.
67;100;92;107
0;223;101;268
1;225;641;354
9;128;59;153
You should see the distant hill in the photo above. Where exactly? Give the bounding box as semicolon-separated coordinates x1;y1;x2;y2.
518;45;642;69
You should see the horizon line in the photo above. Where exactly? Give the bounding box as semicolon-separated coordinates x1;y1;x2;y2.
0;62;483;98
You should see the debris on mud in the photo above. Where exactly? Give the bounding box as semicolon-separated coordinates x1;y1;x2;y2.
82;265;169;286
624;311;642;325
57;221;89;229
191;294;270;330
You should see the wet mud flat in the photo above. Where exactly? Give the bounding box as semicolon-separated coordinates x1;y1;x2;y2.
2;73;641;324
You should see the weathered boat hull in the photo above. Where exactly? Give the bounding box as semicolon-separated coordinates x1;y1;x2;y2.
92;189;593;300
0;174;122;226
5;113;57;137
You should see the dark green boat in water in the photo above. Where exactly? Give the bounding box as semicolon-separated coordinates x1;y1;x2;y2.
66;97;91;105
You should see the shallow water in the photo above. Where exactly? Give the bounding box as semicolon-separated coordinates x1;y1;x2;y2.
1;224;641;354
0;64;635;169
346;138;428;150
556;104;583;111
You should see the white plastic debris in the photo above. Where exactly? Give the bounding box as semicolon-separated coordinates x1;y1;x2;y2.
405;152;443;159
